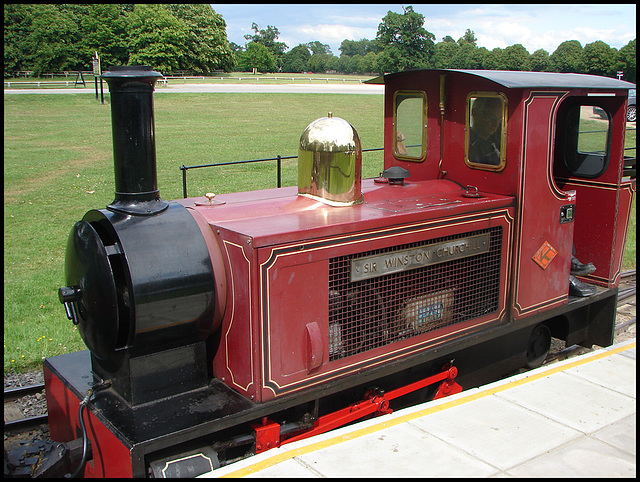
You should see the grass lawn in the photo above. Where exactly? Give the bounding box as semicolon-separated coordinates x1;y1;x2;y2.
3;91;635;373
3;92;385;372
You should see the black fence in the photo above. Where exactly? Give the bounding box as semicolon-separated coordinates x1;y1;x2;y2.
179;147;384;198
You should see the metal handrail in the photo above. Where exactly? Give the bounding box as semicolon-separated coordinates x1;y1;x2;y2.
180;147;384;198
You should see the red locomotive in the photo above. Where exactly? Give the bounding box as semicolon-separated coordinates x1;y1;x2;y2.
39;67;635;477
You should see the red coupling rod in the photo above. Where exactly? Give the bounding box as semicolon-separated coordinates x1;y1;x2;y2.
269;363;462;449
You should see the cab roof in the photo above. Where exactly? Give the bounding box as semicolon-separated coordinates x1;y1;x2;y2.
366;69;635;91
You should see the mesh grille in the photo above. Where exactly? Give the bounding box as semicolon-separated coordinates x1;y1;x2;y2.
328;227;502;361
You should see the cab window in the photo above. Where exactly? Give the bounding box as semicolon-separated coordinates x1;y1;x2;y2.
466;93;507;170
393;91;427;161
563;104;610;178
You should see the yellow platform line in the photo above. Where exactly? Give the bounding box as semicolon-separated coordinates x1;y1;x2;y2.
219;340;636;478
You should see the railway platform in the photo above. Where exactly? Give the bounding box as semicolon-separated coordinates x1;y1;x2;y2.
200;338;636;478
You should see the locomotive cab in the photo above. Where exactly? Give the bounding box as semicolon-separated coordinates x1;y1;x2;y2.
371;69;635;319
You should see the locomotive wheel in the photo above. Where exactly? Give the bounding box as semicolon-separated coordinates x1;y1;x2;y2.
525;323;551;368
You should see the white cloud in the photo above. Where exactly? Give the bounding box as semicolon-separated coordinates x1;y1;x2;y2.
280;24;377;53
324;15;383;28
299;24;376;41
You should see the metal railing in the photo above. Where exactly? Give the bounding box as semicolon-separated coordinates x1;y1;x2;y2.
623;123;636;178
5;80;84;88
623;156;636;178
180;147;384;198
6;75;365;89
180;155;291;198
163;75;365;84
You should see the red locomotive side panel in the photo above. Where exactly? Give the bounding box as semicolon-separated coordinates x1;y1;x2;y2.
203;192;269;398
561;179;633;288
211;233;261;400
609;182;636;286
196;179;515;402
44;366;133;477
258;210;514;401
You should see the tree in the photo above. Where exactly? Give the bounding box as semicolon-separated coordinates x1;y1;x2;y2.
375;5;435;72
307;41;332;56
126;4;189;73
433;39;459;69
473;47;492;69
282;44;311;72
78;4;130;68
617;39;636;82
167;4;235;72
4;4;37;74
236;41;277;72
501;44;530;71
358;51;380;74
337;54;360;74
228;41;243;53
244;23;287;57
3;4;635;79
339;39;378;57
458;29;477;47
550;40;585;73
583;40;617;78
450;43;480;69
482;48;504;71
5;4;236;76
5;4;84;75
307;53;335;73
243;22;287;71
529;49;551;72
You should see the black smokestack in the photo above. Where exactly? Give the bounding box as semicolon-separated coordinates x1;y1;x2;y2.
102;65;168;215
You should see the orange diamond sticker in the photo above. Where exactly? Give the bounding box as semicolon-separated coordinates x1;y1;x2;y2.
532;241;558;270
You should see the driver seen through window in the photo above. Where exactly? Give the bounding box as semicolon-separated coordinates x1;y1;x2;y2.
468;96;504;166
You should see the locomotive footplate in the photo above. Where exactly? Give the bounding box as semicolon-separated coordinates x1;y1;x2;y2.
43;351;462;477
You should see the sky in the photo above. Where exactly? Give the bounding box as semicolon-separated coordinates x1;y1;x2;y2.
210;3;636;56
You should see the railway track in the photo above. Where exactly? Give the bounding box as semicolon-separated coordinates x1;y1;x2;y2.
4;270;636;459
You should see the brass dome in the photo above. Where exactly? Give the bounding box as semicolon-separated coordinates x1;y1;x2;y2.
298;113;364;206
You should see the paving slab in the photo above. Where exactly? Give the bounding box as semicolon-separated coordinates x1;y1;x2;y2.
591;412;636;457
290;423;499;478
409;395;583;472
496;370;635;433
504;435;636;477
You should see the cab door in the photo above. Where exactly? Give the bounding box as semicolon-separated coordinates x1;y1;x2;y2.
512;91;576;319
553;94;635;289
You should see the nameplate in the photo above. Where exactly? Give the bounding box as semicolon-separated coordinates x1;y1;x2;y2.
351;233;490;282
